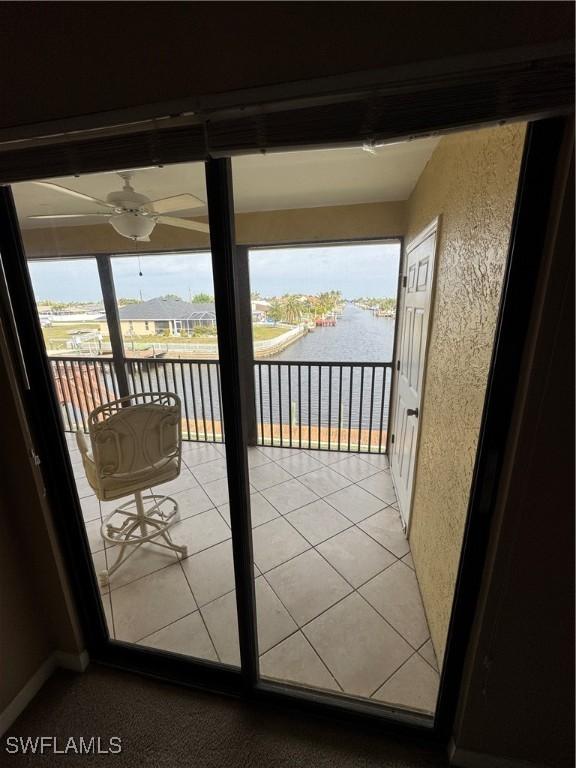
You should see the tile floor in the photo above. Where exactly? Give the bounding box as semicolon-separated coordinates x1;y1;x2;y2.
66;434;440;715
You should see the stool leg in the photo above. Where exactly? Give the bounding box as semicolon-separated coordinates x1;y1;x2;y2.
135;490;147;537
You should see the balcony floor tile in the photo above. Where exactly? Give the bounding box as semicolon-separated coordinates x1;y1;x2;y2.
265;549;352;626
259;631;340;692
138;611;218;661
249;462;293;491
180;539;236;607
323;484;386;523
357;508;410;559
372;653;439;714
260;478;319;515
303;592;413;698
276;452;325;477
69;439;438;716
329;456;382;483
217;492;279;529
357;471;397;505
285;499;352;546
359;561;431;649
316;526;397;588
298;466;352;497
112;563;197;644
252;517;311;573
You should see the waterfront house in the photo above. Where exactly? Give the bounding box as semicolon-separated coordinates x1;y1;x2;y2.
251;299;272;321
99;296;217;336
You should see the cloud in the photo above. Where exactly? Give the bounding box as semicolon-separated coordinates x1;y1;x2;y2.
28;243;400;302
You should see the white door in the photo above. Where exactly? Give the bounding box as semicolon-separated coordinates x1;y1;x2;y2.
390;218;439;528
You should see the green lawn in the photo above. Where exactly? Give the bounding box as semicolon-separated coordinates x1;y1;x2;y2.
41;321;288;349
42;322;101;341
252;325;290;341
41;322;102;350
125;324;288;344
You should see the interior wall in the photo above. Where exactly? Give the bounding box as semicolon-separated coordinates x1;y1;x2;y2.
0;318;84;714
0;491;51;714
403;123;527;663
452;129;574;768
21;201;406;258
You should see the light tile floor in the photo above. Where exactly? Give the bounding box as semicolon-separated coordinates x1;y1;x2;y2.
66;434;440;715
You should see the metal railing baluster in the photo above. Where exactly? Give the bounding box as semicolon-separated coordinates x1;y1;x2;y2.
308;365;312;450
337;366;343;451
54;361;71;431
278;364;284;447
287;364;293;448
257;363;264;444
298;365;302;449
347;366;353;452
189;362;200;441
268;363;273;447
318;365;322;450
368;365;375;453
198;363;208;441
207;363;216;441
45;355;393;455
216;363;224;442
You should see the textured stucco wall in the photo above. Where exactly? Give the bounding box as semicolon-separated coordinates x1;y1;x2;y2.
404;124;526;664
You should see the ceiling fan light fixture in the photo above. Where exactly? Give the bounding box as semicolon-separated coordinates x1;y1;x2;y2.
110;212;156;241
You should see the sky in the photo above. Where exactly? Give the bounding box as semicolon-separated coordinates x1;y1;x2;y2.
28;242;400;303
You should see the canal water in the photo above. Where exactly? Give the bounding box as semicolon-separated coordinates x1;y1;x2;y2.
275;303;395;363
57;305;397;450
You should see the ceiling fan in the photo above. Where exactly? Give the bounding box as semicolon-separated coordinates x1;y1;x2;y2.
27;172;210;242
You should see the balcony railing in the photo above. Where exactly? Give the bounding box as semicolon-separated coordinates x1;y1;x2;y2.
50;356;392;454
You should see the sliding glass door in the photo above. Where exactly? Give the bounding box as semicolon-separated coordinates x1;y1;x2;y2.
6;147;440;719
229;147;441;714
11;162;243;667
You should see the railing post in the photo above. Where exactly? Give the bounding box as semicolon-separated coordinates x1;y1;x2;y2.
96;255;129;399
235;244;258;446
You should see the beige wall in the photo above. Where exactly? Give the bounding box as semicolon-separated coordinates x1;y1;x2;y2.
0;321;84;714
121;320;156;336
403;124;526;664
21;201;405;259
453;131;574;768
236;202;405;246
0;493;52;713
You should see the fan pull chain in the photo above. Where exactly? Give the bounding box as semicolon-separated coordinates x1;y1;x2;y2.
138;256;143;277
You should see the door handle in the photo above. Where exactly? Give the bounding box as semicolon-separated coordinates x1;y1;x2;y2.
407;408;419;417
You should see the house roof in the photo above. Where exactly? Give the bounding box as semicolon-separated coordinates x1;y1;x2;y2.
117;297;216;321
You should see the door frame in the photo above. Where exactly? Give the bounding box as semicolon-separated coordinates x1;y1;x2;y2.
0;117;570;745
389;216;441;530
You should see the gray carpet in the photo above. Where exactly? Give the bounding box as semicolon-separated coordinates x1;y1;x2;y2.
5;666;448;767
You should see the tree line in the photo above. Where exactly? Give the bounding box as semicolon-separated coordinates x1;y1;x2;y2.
266;291;343;325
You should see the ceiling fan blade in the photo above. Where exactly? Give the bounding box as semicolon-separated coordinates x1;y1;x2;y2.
26;213;112;220
156;215;209;234
32;181;116;209
145;194;205;214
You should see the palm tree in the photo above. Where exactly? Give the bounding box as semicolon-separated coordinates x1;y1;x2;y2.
267;300;285;324
283;295;303;325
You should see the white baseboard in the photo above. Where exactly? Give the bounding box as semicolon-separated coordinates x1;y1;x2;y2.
450;740;550;768
55;649;89;673
0;649;89;737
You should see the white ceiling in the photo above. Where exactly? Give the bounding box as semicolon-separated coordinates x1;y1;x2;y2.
12;136;439;229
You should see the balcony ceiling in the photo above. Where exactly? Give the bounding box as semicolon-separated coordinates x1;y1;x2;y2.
13;136;439;229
